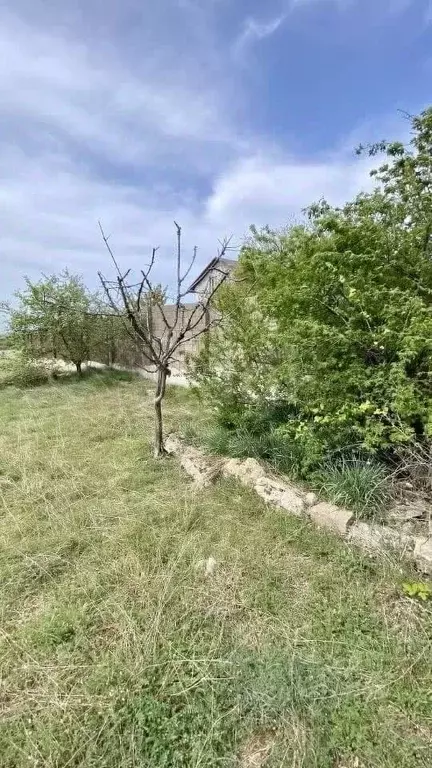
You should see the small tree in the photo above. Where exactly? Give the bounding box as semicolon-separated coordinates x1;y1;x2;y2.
98;222;231;457
9;271;98;375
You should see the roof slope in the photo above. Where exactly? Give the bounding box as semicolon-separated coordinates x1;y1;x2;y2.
187;257;237;293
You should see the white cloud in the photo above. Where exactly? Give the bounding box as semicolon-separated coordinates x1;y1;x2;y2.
0;1;424;314
233;14;286;58
0;13;241;171
0;139;376;308
289;0;351;9
204;150;375;234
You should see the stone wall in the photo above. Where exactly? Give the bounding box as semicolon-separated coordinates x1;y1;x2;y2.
165;435;432;575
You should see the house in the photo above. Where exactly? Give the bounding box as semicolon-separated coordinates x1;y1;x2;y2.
187;256;237;302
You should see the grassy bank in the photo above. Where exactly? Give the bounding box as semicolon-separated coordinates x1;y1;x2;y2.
0;370;431;766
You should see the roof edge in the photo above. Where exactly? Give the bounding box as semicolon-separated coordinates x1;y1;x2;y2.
187;257;236;293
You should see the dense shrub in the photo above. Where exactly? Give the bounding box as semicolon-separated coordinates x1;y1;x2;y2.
193;108;432;472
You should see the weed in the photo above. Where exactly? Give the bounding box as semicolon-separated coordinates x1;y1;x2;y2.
402;581;432;601
203;424;233;455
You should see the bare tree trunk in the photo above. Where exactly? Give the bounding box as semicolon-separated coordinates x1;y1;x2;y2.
75;361;82;376
154;367;167;458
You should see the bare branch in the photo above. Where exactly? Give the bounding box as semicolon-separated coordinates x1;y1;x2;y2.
169;270;229;359
179;245;197;288
99;221;123;278
136;275;147;314
174;221;181;300
99;270;159;365
143;247;158;281
139;269;172;333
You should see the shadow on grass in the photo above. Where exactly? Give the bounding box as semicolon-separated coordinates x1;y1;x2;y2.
0;363;140;391
54;366;140;389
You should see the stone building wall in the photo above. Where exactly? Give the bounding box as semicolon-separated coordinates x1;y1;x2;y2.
99;303;215;374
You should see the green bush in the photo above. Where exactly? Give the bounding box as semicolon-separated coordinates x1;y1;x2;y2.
0;335;11;351
194;107;432;467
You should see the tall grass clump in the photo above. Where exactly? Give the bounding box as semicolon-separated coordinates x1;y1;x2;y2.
313;456;391;519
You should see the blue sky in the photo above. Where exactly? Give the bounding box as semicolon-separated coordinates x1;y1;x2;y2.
1;0;431;301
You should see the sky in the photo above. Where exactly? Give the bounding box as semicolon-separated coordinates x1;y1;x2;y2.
1;0;431;302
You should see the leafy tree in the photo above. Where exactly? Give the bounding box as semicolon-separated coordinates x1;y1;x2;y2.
10;271;99;375
194;107;432;473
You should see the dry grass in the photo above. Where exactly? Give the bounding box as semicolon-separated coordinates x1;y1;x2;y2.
0;369;431;767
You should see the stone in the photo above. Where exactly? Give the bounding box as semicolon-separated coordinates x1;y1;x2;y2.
165;433;184;455
413;537;432;574
388;502;427;524
304;491;319;508
223;457;265;487
309;502;354;537
348;522;414;555
195;556;218;576
165;434;220;488
180;448;221;488
254;476;305;515
205;556;217;576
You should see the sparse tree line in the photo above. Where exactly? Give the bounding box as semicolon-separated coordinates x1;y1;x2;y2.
2;225;230;456
7;271;155;374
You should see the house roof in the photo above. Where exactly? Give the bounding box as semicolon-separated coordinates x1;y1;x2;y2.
187;257;237;293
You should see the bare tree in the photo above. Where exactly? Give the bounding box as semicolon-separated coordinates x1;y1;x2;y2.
98;223;232;457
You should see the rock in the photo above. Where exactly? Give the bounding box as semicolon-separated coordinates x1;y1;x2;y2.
304;491;319;508
223;457;265;487
180;448;221;488
165;434;220;488
348;522;414;555
388;502;427;524
205;556;217;576
309;502;354;537
413;537;432;574
254;476;305;515
165;434;184;455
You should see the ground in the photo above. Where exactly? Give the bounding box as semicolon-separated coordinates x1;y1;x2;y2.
0;369;431;767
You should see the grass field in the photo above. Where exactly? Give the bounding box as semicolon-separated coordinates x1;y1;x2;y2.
0;369;431;767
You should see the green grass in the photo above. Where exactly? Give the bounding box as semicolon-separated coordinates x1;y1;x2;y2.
0;369;431;767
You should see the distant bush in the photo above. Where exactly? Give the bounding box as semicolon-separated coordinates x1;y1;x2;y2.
0;334;12;351
0;356;53;389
